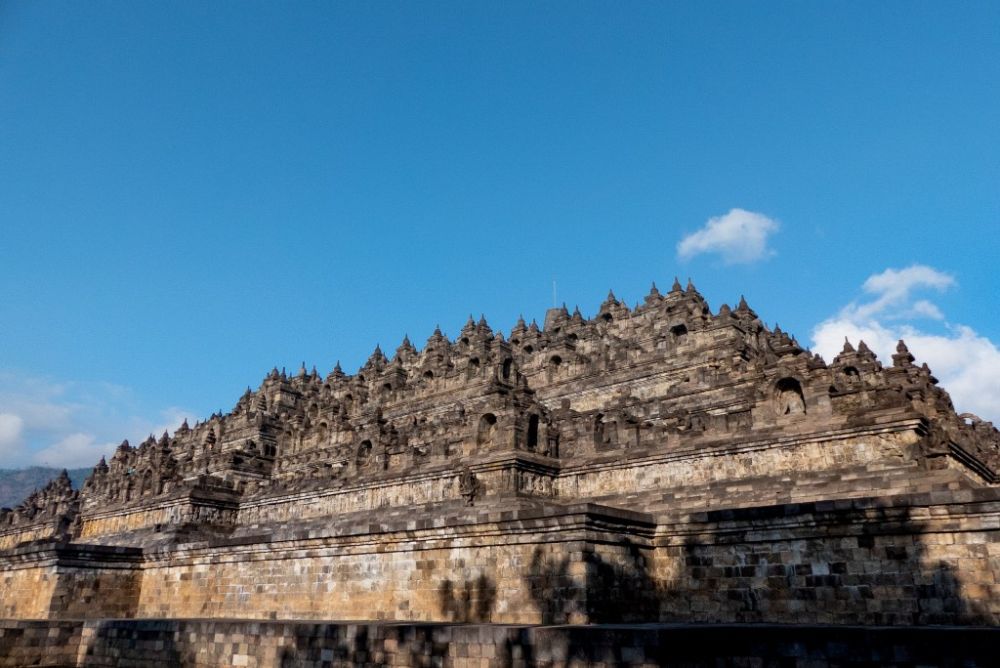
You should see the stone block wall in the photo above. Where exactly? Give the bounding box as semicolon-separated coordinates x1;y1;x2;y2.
0;561;57;619
0;543;142;620
651;491;1000;626
1;619;998;667
134;504;653;624
1;492;997;627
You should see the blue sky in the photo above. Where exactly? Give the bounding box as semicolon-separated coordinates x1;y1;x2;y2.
1;2;998;468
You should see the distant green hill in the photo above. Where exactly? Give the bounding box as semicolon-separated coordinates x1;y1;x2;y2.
0;466;93;508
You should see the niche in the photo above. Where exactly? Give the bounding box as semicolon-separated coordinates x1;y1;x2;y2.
501;358;513;380
670;323;688;340
594;413;618;449
140;469;154;496
315;422;329;446
526;414;539;451
356;440;373;468
477;413;498;448
775;378;806;416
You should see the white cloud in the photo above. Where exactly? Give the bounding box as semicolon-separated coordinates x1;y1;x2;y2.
31;433;120;470
0;372;196;470
910;300;945;321
677;208;780;264
0;413;25;453
812;265;1000;423
850;265;955;320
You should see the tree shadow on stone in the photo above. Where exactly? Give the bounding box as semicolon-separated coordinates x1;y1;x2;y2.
438;573;497;622
276;623;453;668
78;619;185;667
654;503;995;628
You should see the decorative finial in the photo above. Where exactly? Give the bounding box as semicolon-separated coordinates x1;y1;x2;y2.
893;339;915;367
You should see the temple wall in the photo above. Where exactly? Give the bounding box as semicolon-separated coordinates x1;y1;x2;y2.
651;494;1000;626
232;422;925;530
558;424;921;503
3;619;997;668
237;457;557;527
0;492;996;630
0;544;142;620
0;524;56;551
79;492;239;542
0;562;57;619
135;506;648;624
129;493;1000;627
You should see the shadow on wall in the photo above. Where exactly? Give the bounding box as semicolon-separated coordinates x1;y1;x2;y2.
277;625;455;668
65;503;995;666
523;539;658;625
652;505;995;627
438;573;497;623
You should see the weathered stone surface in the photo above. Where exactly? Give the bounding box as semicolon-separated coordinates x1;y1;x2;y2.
1;283;998;662
1;619;998;667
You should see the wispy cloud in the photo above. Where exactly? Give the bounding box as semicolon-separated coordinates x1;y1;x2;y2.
851;265;955;320
0;372;196;469
677;208;780;264
812;265;1000;423
0;413;25;450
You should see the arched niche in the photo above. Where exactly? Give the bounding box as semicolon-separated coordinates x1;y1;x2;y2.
356;440;373;468
593;413;618;449
526;414;539;451
477;413;498;448
775;377;806;416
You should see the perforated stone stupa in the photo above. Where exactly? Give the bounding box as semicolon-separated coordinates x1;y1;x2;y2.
1;281;998;665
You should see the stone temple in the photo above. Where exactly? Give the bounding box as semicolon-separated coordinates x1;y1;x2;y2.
1;281;998;666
